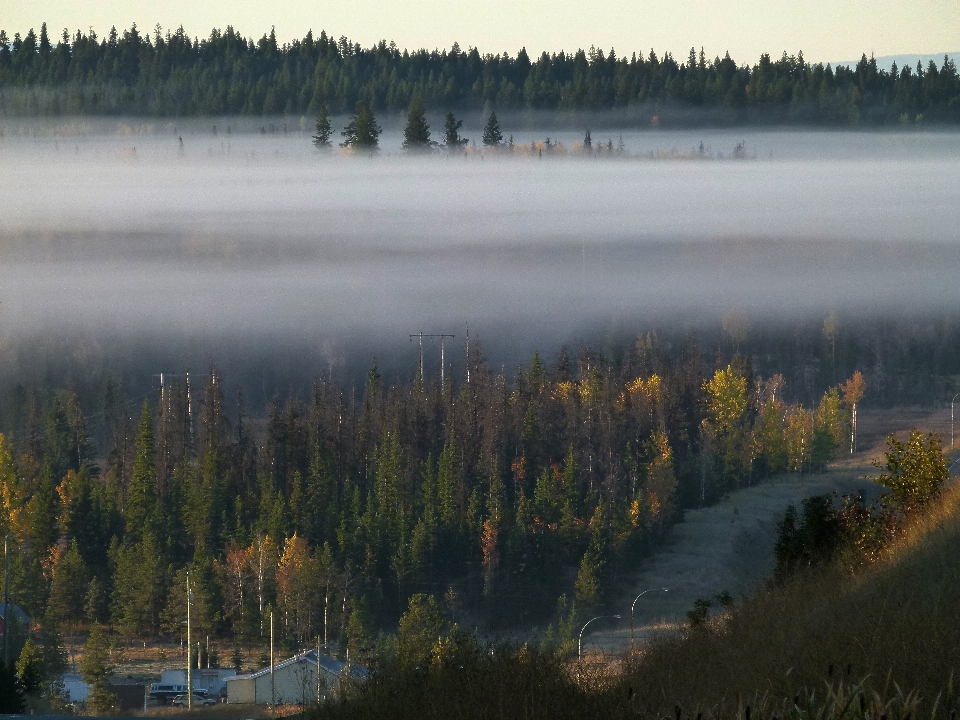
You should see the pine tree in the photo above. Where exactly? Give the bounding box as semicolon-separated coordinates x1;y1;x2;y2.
341;102;381;150
313;104;332;147
482;111;503;146
442;112;467;149
402;95;433;151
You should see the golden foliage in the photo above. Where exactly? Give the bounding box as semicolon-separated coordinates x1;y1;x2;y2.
841;370;866;406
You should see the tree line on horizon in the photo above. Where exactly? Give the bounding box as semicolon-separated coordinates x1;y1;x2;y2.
1;23;958;124
0;332;865;702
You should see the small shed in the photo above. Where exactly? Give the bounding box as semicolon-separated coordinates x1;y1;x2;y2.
226;650;367;705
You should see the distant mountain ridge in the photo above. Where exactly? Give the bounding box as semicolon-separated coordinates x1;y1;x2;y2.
832;52;959;72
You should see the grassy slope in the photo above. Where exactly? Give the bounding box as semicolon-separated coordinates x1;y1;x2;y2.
603;406;955;655
618;480;960;717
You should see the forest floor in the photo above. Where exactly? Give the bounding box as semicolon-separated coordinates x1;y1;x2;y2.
584;405;959;658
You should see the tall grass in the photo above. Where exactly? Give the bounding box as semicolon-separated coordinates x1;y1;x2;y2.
314;483;960;719
615;481;960;717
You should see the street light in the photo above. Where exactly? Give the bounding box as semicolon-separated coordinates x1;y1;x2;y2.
578;614;621;661
630;587;668;649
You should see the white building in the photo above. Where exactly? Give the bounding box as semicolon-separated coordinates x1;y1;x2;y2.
225;650;367;705
159;667;237;697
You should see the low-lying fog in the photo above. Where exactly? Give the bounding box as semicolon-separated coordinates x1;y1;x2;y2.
1;118;959;399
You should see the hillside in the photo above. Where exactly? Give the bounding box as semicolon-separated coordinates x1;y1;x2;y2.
618;469;960;717
591;405;955;655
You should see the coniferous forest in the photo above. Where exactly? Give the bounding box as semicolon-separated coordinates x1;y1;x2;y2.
0;22;959;123
0;327;866;666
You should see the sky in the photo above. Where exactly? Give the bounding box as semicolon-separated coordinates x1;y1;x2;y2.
6;0;960;66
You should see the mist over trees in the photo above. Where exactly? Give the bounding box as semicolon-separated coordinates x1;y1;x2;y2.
0;23;958;124
0;328;866;668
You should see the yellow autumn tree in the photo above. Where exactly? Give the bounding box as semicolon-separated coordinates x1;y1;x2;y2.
276;533;316;642
753;375;788;475
704;365;751;488
785;406;814;472
0;433;26;540
644;429;677;531
841;370;866;453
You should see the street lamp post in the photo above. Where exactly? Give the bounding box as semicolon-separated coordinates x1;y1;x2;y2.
578;614;621;662
630;587;668;649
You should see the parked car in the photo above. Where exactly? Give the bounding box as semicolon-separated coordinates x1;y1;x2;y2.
172;693;218;707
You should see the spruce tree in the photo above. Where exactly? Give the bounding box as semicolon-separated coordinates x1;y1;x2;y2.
127;401;157;540
402;95;433;151
482;111;503;146
15;636;44;695
313;104;332;147
81;623;116;713
442;112;467;150
341;102;381;150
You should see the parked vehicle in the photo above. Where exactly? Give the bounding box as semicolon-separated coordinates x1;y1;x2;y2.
150;683;191;704
172;693;218;707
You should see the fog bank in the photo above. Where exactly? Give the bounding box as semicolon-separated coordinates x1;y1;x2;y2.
2;121;959;397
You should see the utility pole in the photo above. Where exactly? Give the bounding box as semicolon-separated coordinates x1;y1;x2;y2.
409;333;456;387
270;610;275;706
412;332;423;385
186;572;192;711
3;533;9;668
465;324;470;385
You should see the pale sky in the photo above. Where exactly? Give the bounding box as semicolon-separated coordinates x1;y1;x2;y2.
6;0;960;65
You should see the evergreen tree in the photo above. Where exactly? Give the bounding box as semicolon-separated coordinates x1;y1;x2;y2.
402;95;433;151
111;533;167;637
313;105;332;147
341;102;381;150
482;111;503;146
16;636;44;695
0;659;26;713
127;401;158;540
47;539;90;627
395;593;446;668
81;623;116;713
442;112;467;149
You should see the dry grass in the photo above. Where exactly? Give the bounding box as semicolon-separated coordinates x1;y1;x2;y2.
609;404;958;655
615;481;960;717
142;704;276;719
603;468;882;655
